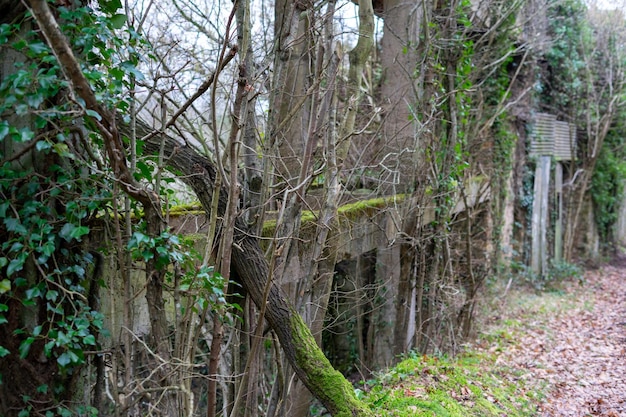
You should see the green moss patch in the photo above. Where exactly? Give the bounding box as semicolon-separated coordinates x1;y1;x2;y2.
289;314;374;416
167;202;205;216
359;352;538;416
167;195;407;238
262;194;407;237
337;194;406;218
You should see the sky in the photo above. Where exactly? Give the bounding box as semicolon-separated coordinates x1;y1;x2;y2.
594;0;626;10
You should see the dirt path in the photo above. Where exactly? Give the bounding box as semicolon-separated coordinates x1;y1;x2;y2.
494;264;626;416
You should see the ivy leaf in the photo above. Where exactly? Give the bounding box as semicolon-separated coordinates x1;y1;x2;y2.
7;258;24;277
14;278;27;287
45;290;58;302
44;341;54;357
0;346;9;357
18;128;34;142
56;331;70;346
9;242;24;253
120;61;144;81
36;140;52;151
128;231;150;248
53;142;73;158
110;13;127;29
25;285;42;300
57;350;82;367
19;337;35;359
27;41;48;56
83;334;96;345
98;0;122;14
41;240;55;257
59;223;76;242
0;120;9;141
85;109;102;121
59;223;89;242
109;67;124;82
141;249;154;262
4;218;28;235
58;407;73;417
0;23;11;44
0;279;10;294
135;160;153;181
57;352;72;367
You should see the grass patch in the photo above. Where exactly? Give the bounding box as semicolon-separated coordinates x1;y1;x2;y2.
359;352;539;416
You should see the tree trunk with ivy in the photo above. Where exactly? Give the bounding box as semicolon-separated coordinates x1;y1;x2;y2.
24;0;185;413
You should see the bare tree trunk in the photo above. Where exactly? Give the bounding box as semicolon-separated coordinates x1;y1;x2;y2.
564;98;618;260
205;6;249;413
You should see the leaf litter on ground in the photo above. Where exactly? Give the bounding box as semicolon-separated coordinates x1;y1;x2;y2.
478;261;626;416
360;260;626;416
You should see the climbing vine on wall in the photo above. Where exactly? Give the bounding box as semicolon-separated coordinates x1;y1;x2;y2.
591;114;626;243
541;0;626;254
0;5;132;412
0;4;208;413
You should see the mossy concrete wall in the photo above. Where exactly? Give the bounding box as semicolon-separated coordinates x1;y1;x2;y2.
100;186;490;368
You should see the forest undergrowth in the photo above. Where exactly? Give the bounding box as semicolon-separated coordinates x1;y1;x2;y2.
357;256;626;416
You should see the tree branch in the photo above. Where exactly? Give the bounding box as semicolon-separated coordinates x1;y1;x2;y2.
138;45;238;145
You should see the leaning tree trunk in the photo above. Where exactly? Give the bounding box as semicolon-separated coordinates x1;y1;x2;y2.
140;130;373;417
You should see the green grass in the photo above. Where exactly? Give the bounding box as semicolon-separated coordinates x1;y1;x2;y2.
359;351;539;416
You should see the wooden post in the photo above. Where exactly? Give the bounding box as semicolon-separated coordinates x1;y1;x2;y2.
531;156;551;275
531;161;543;274
554;162;563;262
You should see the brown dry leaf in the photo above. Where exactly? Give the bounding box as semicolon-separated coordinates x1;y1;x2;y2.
403;387;426;398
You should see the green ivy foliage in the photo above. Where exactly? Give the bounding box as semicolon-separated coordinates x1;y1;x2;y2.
419;0;520;218
0;9;113;415
0;1;231;412
542;0;589;117
542;0;626;248
0;3;164;414
591;118;626;242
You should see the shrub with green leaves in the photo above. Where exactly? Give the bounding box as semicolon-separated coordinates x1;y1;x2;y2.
0;2;153;413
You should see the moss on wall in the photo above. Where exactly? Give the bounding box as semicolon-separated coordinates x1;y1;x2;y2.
261;194;407;237
170;195;406;241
